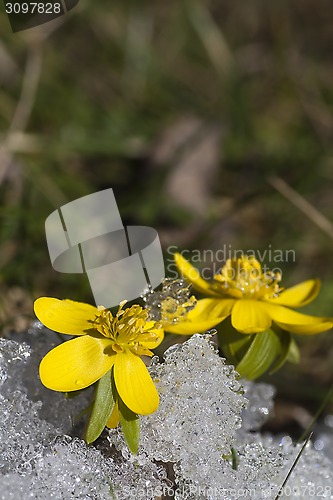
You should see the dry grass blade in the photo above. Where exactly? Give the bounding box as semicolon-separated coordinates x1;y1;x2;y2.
0;44;43;184
268;176;333;240
274;432;313;500
122;7;154;99
186;0;233;77
298;383;333;444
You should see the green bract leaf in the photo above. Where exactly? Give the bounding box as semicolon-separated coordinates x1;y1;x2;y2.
269;330;292;374
287;337;300;364
119;397;140;455
85;370;116;444
217;318;252;365
236;329;280;379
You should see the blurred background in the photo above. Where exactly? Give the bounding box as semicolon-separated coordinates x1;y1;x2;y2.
0;0;332;432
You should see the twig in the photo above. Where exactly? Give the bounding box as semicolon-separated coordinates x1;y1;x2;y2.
268;176;333;240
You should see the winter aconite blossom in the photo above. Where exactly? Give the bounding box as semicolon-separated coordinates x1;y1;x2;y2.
166;253;333;336
34;298;164;417
161;253;333;379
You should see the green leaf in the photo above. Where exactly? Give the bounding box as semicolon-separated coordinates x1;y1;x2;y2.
222;339;252;368
217;318;252;364
235;328;280;379
287;337;300;364
269;329;292;374
85;370;116;444
119;397;140;455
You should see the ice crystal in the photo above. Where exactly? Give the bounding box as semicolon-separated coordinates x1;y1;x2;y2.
3;325;92;432
240;380;276;431
108;335;332;499
234;434;333;499
0;331;332;499
0;338;30;388
109;334;247;492
0;337;170;499
0;391;55;475
142;277;196;323
0;435;168;500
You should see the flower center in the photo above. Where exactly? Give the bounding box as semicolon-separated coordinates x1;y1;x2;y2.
94;301;162;355
213;256;282;300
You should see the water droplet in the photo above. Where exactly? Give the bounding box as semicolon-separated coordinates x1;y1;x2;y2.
75;379;84;387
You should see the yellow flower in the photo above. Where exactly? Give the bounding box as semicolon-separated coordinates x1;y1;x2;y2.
167;253;332;336
34;298;164;418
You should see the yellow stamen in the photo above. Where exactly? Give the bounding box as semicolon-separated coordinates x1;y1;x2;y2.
94;304;162;356
213;256;282;300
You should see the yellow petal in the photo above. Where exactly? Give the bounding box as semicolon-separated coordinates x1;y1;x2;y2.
265;279;320;307
34;297;99;335
264;303;333;334
140;327;164;349
164;298;235;335
106;402;120;428
113;350;159;415
275;321;333;335
231;300;272;334
174;253;220;297
39;335;115;391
